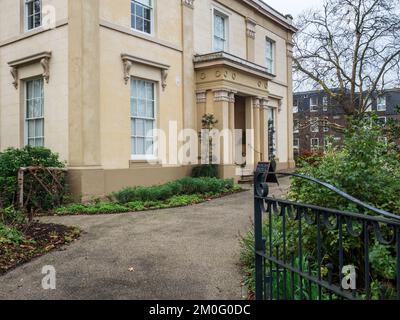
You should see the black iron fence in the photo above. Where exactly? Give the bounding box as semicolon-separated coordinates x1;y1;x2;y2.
254;169;400;300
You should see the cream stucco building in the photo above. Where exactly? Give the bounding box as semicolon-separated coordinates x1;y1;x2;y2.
0;0;296;199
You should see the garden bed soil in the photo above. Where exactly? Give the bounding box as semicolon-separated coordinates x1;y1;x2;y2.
0;222;80;275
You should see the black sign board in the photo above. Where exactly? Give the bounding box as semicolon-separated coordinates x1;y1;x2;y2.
255;162;279;184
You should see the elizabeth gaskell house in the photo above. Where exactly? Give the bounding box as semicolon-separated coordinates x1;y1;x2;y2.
0;0;297;199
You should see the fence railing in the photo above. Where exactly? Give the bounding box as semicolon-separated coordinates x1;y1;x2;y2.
254;170;400;300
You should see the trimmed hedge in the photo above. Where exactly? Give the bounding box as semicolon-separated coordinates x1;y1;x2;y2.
112;177;234;204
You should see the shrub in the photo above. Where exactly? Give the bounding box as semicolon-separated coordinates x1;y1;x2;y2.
0;146;67;211
0;223;23;245
288;116;400;296
191;164;219;178
113;177;235;204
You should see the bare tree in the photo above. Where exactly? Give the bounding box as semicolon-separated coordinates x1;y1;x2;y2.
294;0;400;117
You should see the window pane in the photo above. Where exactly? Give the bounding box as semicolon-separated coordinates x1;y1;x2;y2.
33;99;42;117
27;2;34;16
36;138;44;147
145;138;153;155
146;82;154;100
131;98;137;116
27;101;33;118
145;120;154;136
35;119;44;137
143;7;151;20
144;20;151;33
135;119;145;136
137;99;146;116
136;137;145;154
214;15;225;38
214;37;224;51
33;79;42;98
146;101;154;118
28;121;35;138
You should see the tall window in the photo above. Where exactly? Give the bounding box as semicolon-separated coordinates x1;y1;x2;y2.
214;11;227;52
131;0;153;34
266;39;275;74
25;79;44;147
310;97;318;112
25;0;42;31
311;138;319;151
131;79;156;159
377;96;387;111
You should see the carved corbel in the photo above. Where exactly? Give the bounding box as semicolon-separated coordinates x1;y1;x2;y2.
40;57;50;83
123;59;133;85
10;67;18;89
161;69;169;91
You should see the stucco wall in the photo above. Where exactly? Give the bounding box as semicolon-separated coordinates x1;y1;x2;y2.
0;27;69;161
98;27;185;169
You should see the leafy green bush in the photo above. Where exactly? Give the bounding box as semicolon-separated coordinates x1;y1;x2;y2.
289;117;400;214
288;116;400;296
191;165;219;178
0;146;67;211
113;177;235;204
0;223;23;245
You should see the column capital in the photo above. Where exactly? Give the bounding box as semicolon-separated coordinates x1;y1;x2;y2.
213;89;231;102
253;97;261;109
182;0;194;9
196;91;207;104
260;98;270;109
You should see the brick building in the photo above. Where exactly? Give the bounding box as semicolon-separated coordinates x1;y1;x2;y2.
293;88;400;157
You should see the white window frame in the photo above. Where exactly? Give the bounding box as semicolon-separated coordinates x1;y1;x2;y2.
25;0;42;31
377;96;387;111
265;38;275;74
311;138;319;150
130;78;158;161
131;0;154;36
378;116;387;125
310;97;318;112
25;78;44;147
322;96;328;111
213;8;229;52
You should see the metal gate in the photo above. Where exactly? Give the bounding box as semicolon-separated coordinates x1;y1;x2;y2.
254;168;400;300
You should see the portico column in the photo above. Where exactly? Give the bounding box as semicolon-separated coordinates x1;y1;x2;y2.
228;92;236;164
213;90;234;178
253;97;261;164
260;99;269;162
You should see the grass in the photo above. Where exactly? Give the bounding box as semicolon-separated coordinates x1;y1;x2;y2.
54;177;243;216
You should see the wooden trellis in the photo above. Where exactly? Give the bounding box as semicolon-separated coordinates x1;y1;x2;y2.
17;167;68;217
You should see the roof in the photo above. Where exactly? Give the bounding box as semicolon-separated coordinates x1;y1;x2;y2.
243;0;298;33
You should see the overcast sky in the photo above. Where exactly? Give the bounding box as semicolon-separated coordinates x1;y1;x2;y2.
264;0;324;17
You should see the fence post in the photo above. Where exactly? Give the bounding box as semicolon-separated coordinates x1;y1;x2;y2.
17;168;24;209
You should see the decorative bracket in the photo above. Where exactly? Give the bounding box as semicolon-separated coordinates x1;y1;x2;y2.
121;54;170;91
122;59;133;85
8;51;52;89
182;0;194;9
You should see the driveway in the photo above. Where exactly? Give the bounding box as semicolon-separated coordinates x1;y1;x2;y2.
0;178;290;300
